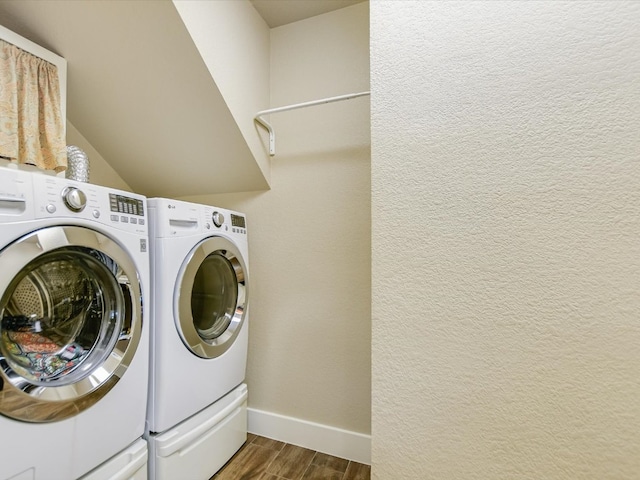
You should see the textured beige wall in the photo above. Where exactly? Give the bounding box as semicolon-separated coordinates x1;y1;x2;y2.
181;2;371;434
66;121;131;191
371;1;640;478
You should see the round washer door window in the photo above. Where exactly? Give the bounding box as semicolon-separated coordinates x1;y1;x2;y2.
176;237;248;359
0;226;143;423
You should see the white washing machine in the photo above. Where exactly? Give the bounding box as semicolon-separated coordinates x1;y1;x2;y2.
146;197;249;480
0;167;149;480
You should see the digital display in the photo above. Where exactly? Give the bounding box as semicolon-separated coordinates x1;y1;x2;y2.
110;194;144;216
231;214;246;228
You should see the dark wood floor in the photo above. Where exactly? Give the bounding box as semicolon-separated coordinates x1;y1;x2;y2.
211;433;371;480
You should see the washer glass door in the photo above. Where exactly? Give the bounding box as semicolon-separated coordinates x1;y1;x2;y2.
0;226;142;423
176;237;248;359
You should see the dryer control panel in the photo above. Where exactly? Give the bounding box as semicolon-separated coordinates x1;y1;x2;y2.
32;174;148;235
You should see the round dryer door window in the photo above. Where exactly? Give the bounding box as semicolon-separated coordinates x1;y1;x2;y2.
176;236;248;359
0;226;143;423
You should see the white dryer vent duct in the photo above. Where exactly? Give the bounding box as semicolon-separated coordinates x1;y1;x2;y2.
66;145;90;182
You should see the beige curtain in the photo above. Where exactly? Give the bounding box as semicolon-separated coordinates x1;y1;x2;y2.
0;39;66;172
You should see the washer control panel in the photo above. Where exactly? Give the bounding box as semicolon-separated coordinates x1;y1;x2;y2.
148;198;246;238
205;208;246;235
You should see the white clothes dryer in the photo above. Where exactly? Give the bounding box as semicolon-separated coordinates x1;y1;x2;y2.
0;168;150;480
146;198;249;480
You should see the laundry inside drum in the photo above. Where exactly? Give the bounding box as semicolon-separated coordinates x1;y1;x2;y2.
0;251;121;386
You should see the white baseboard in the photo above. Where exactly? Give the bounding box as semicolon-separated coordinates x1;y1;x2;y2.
247;408;371;465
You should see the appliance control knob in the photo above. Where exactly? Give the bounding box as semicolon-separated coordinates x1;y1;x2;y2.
212;211;224;228
62;186;87;212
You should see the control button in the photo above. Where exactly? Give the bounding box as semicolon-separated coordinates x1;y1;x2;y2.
93;210;100;219
62;186;87;212
110;215;119;222
46;204;56;214
139;219;145;226
212;211;224;228
120;216;128;223
130;217;137;224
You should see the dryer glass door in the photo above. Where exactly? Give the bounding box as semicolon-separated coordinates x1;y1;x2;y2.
0;226;143;422
176;236;248;359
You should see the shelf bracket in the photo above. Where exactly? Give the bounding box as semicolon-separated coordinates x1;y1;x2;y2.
254;91;370;157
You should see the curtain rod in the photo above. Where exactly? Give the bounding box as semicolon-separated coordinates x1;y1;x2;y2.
254;91;370;156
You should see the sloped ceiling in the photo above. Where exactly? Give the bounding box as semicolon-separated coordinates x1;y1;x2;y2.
0;0;270;197
250;0;365;28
